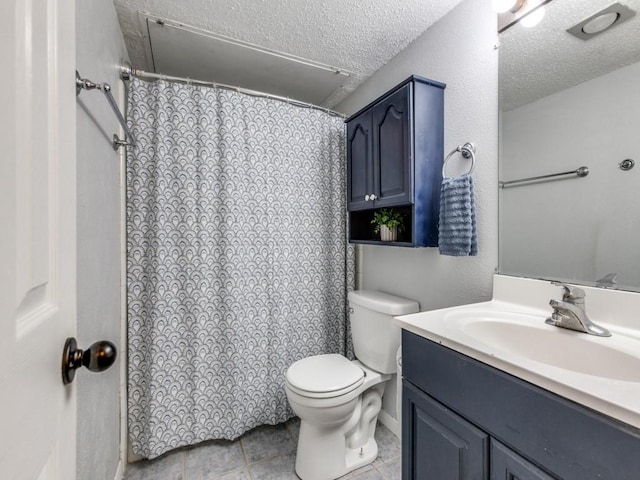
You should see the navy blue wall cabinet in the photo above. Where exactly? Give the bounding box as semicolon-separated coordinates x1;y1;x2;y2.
346;109;374;211
402;330;640;480
346;76;445;247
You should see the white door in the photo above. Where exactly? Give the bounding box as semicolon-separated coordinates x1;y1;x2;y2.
0;0;77;479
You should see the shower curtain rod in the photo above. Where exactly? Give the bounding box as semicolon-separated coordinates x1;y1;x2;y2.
119;64;346;118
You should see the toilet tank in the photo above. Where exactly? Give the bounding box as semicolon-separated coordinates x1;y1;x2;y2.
348;290;419;374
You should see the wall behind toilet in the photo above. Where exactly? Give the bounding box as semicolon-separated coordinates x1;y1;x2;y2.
337;0;499;424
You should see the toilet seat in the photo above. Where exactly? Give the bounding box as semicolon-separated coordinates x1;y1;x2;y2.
286;354;364;399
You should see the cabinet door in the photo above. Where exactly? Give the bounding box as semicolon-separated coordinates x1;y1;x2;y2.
346;109;373;211
403;381;489;480
373;84;412;207
491;441;556;480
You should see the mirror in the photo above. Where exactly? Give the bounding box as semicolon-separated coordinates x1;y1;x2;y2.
498;0;640;292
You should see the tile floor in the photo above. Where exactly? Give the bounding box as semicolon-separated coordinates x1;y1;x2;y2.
124;418;401;480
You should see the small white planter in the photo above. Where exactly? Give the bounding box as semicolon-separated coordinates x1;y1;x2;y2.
380;225;398;242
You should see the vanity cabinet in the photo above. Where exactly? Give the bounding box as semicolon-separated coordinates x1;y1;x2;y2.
402;330;640;480
346;76;445;247
403;381;488;479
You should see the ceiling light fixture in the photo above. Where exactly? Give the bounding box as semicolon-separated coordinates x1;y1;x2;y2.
567;3;636;40
497;0;552;33
492;0;524;14
520;5;545;28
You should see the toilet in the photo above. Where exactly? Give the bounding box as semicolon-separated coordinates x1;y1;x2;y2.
285;290;419;480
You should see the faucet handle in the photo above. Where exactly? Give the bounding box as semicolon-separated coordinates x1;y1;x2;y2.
551;282;585;301
596;273;618;289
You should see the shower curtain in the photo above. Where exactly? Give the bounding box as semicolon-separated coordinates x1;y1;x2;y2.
126;78;354;458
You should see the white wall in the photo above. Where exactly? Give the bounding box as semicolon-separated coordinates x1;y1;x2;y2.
76;1;128;479
337;0;499;425
500;61;640;290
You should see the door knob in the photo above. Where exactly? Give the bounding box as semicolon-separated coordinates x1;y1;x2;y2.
61;337;117;385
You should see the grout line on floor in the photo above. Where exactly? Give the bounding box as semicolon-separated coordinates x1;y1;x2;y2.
239;436;251;471
375;454;401;466
286;418;297;444
238;434;278;480
246;452;286;467
247;452;289;467
217;465;253;480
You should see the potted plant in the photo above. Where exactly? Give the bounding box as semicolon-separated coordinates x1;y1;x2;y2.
371;208;404;242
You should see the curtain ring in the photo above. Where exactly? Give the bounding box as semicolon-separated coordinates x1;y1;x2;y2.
442;142;476;178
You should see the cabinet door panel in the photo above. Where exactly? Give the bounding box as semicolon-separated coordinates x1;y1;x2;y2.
403;380;488;480
491;441;556;480
346;110;373;211
373;84;412;207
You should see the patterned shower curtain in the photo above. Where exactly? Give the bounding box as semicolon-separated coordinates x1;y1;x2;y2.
126;78;354;459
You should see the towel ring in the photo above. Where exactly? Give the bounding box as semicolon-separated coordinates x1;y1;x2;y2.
443;142;476;178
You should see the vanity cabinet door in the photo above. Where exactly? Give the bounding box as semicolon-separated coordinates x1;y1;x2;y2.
346;109;374;211
491;441;556;480
403;380;489;480
372;83;412;207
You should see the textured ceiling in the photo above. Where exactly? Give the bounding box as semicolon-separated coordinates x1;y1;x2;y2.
500;0;640;111
113;0;463;107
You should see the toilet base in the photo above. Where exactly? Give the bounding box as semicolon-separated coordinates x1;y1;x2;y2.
294;417;380;480
293;379;387;480
345;435;379;471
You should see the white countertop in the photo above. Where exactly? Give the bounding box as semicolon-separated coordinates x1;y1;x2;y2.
394;275;640;429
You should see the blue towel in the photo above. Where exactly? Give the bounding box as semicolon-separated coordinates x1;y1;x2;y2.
438;174;477;256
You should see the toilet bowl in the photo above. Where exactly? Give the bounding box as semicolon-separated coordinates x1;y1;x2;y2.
285;356;390;480
285;290;419;480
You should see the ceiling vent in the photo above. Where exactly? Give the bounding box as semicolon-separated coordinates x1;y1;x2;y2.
567;2;635;40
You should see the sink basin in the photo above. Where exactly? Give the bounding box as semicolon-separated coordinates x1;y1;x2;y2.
393;276;640;429
452;312;640;382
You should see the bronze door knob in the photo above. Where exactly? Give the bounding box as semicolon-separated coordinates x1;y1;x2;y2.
61;337;117;385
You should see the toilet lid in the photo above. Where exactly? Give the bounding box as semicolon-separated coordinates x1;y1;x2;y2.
286;354;364;398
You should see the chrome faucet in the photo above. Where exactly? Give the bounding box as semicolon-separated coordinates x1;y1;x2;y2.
545;283;611;337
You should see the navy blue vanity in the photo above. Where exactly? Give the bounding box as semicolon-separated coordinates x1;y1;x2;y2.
402;330;640;479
